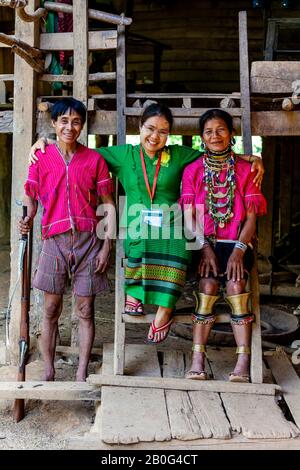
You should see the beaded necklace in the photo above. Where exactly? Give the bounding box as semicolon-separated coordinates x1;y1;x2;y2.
203;145;236;229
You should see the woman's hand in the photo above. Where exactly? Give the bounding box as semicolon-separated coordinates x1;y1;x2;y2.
198;245;218;278
226;248;244;282
19;216;33;235
250;157;264;189
28;137;48;165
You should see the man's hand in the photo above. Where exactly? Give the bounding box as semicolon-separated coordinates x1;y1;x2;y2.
19;215;32;235
198;245;218;278
250;157;264;189
226;248;244;282
94;239;111;274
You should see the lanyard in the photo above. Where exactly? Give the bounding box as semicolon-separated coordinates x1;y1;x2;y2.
140;145;162;206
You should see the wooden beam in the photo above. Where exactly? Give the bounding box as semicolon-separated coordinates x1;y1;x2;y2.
251;62;300;94
87;374;280;395
124;107;242;117
68;434;300;450
0;381;101;400
40;30;117;51
56;345;102;356
89;93;240;100
260;284;300;298
36;110;300;137
251;111;300;136
0;74;14;81
43;1;132;26
39;72;116;82
122;312;230;324
266;351;300;430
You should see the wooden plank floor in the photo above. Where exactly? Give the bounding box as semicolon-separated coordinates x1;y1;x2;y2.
68;344;300;449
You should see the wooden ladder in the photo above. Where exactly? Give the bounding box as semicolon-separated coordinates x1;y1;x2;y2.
113;11;263;384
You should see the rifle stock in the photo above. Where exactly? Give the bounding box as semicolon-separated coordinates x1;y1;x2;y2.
13;206;31;423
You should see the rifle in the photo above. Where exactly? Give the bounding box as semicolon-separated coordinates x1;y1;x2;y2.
13;206;31;423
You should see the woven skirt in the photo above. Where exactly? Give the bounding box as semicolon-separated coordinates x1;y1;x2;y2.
124;225;191;308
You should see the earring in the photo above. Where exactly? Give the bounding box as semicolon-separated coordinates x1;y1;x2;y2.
231;137;236;146
201;142;206;150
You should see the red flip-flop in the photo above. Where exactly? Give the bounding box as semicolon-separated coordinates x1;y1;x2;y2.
124;300;144;315
146;318;173;344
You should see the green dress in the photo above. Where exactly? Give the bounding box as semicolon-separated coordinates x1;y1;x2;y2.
98;144;199;308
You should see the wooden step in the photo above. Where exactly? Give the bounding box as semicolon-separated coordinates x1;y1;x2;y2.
88;373;280;395
0;381;101;401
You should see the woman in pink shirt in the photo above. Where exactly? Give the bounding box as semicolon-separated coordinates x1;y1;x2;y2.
180;109;266;382
20;97;115;382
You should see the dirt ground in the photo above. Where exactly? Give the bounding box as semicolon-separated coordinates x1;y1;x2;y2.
0;243;299;450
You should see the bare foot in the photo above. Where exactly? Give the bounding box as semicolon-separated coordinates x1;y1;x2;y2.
232;353;250;377
187;351;206;374
43;366;55;381
76;368;87;382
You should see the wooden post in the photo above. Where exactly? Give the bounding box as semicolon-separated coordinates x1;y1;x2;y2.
279;137;293;241
116;22;126;145
70;1;89;347
73;0;88;145
113;238;125;375
238;11;252;155
258;138;276;265
9;0;39;364
239;11;262;384
264;20;277;61
114;22;127;374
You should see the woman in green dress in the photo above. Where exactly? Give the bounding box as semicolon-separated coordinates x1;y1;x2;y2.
29;103;264;343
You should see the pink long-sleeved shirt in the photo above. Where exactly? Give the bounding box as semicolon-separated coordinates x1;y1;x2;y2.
25;143;114;239
179;155;267;240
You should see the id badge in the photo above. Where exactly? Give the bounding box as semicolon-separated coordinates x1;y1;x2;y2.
142;209;163;227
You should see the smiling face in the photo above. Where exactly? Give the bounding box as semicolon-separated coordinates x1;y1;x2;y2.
201;117;232;153
139;115;170;157
51;109;83;146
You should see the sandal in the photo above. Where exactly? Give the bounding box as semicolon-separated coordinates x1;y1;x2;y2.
124;299;144;316
185;370;208;380
229;372;250;383
146;318;173;344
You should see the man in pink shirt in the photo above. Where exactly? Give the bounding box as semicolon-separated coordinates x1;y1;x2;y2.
20;97;115;381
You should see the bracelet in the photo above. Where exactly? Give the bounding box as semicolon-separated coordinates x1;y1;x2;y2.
234;241;248;252
195;236;210;249
203;238;210;248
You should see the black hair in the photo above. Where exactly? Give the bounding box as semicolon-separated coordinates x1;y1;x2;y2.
140;102;173;131
199;108;234;136
51;97;87;125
